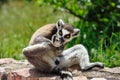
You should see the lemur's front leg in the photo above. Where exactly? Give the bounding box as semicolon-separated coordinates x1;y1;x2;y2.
23;36;51;56
23;42;50;57
57;44;104;71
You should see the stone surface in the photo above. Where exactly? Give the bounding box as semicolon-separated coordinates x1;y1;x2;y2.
0;58;32;80
90;78;120;80
0;67;6;80
90;78;107;80
55;75;87;80
83;67;120;80
0;58;120;80
7;68;87;80
7;68;56;80
100;67;120;74
0;58;17;65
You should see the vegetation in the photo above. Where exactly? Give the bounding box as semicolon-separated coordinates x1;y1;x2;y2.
0;1;69;59
0;0;120;67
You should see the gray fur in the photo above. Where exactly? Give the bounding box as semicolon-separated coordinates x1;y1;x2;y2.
23;19;104;79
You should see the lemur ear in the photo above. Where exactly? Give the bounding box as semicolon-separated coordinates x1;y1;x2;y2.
72;28;80;38
56;19;64;29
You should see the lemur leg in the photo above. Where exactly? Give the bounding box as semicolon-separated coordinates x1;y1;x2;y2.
23;42;50;56
23;42;58;72
58;44;104;71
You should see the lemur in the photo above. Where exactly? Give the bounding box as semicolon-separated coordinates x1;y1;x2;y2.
23;19;104;79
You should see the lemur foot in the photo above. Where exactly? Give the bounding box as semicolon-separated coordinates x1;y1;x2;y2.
60;71;73;80
82;62;104;71
95;62;104;68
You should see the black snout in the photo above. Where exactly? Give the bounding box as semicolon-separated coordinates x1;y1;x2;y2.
60;37;64;43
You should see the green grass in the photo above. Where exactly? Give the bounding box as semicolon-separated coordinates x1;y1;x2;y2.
91;32;120;67
0;1;71;59
0;1;120;67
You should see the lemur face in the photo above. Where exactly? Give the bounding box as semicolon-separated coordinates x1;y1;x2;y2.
51;19;80;47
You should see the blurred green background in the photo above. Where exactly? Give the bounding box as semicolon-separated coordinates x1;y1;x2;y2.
0;0;120;67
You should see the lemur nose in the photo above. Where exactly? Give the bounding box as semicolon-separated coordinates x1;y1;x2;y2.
60;37;64;43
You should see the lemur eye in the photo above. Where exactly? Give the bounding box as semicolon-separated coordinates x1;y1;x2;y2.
64;34;71;39
59;30;63;36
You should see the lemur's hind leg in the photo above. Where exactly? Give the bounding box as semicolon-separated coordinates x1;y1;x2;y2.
75;44;104;71
58;44;104;71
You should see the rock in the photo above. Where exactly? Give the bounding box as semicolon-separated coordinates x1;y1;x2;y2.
83;67;120;80
90;78;107;80
100;67;120;74
0;58;87;80
0;58;17;65
0;58;32;72
7;68;57;80
0;58;32;80
90;78;120;80
7;68;87;80
0;67;7;80
0;58;120;80
73;75;87;80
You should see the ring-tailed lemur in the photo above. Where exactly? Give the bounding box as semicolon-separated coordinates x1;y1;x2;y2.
23;19;104;80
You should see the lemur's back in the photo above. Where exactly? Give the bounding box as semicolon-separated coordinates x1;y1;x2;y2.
29;24;57;45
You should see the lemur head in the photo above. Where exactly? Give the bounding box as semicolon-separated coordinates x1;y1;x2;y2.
51;19;80;47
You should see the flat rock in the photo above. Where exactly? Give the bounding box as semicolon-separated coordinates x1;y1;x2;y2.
7;68;56;79
83;67;120;80
90;78;107;80
0;58;17;65
100;67;120;74
7;68;87;80
0;58;120;80
0;58;32;80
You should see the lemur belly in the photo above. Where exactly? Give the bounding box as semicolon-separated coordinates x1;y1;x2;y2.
26;55;53;72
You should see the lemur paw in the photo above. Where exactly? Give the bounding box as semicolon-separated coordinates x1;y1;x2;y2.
60;71;73;80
